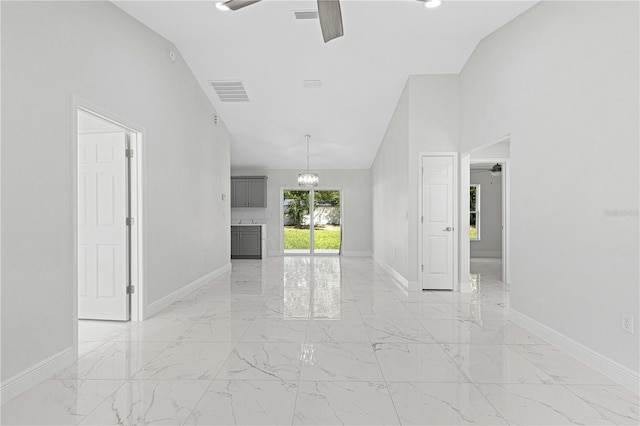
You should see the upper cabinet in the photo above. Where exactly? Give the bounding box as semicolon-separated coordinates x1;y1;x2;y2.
231;176;268;208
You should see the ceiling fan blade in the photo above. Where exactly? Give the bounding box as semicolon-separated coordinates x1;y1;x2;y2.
317;0;344;43
221;0;261;11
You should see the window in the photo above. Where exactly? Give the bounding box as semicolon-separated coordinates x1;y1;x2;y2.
470;184;480;240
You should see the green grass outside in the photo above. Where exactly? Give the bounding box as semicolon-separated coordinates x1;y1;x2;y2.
470;227;477;239
284;227;341;250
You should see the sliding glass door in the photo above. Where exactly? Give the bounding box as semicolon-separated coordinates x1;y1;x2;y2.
313;190;340;255
283;190;311;254
283;189;341;255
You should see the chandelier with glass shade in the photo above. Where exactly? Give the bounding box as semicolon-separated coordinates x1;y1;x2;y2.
298;134;319;187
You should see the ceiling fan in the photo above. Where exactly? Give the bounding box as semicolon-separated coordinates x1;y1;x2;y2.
216;0;441;44
216;0;343;43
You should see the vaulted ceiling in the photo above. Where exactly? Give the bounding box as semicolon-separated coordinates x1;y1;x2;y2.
113;1;537;170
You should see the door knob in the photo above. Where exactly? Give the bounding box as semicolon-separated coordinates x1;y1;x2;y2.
443;227;454;232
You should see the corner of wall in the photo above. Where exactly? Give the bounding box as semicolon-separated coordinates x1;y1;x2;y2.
145;263;231;319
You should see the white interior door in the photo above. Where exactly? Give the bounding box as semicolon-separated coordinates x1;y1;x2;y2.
78;132;129;320
422;155;455;290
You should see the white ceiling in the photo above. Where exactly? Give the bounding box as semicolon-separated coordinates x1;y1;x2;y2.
112;0;537;170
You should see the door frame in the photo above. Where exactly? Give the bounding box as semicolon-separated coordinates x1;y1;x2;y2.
459;132;511;287
418;152;459;290
280;187;343;256
71;97;145;351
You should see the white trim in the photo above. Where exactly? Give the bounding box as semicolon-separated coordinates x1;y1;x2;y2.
1;348;75;404
418;152;459;290
459;154;471;292
502;160;511;284
341;251;372;257
145;263;232;318
373;254;409;290
509;308;640;394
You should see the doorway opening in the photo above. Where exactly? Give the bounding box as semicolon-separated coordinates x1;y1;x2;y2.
74;103;143;354
282;189;342;255
461;137;510;292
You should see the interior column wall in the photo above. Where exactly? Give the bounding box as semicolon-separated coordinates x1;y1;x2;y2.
371;82;411;281
407;75;460;287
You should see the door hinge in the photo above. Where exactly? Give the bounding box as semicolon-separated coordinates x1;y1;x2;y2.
126;217;135;226
421;265;424;272
125;148;134;158
127;285;135;294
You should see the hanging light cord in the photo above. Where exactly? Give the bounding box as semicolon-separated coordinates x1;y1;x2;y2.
306;135;311;173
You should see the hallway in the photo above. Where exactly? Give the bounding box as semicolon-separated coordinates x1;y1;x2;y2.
2;257;637;425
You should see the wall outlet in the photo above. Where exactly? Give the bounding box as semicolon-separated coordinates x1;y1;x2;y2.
621;313;634;334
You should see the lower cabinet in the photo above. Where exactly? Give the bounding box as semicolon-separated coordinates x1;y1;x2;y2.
231;226;262;259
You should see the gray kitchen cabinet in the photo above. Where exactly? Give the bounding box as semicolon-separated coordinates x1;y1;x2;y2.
231;226;262;259
231;176;267;208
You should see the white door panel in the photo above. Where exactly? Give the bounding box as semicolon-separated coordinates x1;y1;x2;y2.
78;132;129;320
422;156;455;290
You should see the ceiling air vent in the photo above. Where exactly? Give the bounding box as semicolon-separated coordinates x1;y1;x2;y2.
294;10;319;20
209;81;249;102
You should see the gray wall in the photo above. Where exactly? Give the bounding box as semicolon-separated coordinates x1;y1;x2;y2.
1;1;231;382
470;170;502;258
460;1;639;372
230;169;372;256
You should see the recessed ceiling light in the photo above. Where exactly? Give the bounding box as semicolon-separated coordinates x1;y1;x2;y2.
215;1;230;11
424;0;442;9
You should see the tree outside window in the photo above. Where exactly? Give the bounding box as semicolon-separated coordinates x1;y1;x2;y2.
470;184;480;240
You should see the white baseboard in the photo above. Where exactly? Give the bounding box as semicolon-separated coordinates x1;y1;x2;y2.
408;281;419;291
341;251;372;257
372;255;409;290
509;308;640;394
1;347;75;404
145;263;232;319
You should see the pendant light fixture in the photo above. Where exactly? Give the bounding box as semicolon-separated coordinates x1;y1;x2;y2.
490;163;502;176
298;134;319;187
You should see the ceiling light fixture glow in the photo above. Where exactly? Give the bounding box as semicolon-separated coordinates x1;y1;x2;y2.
424;0;442;9
215;1;230;11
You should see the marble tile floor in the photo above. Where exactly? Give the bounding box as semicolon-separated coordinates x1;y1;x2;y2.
77;319;136;357
2;257;638;425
